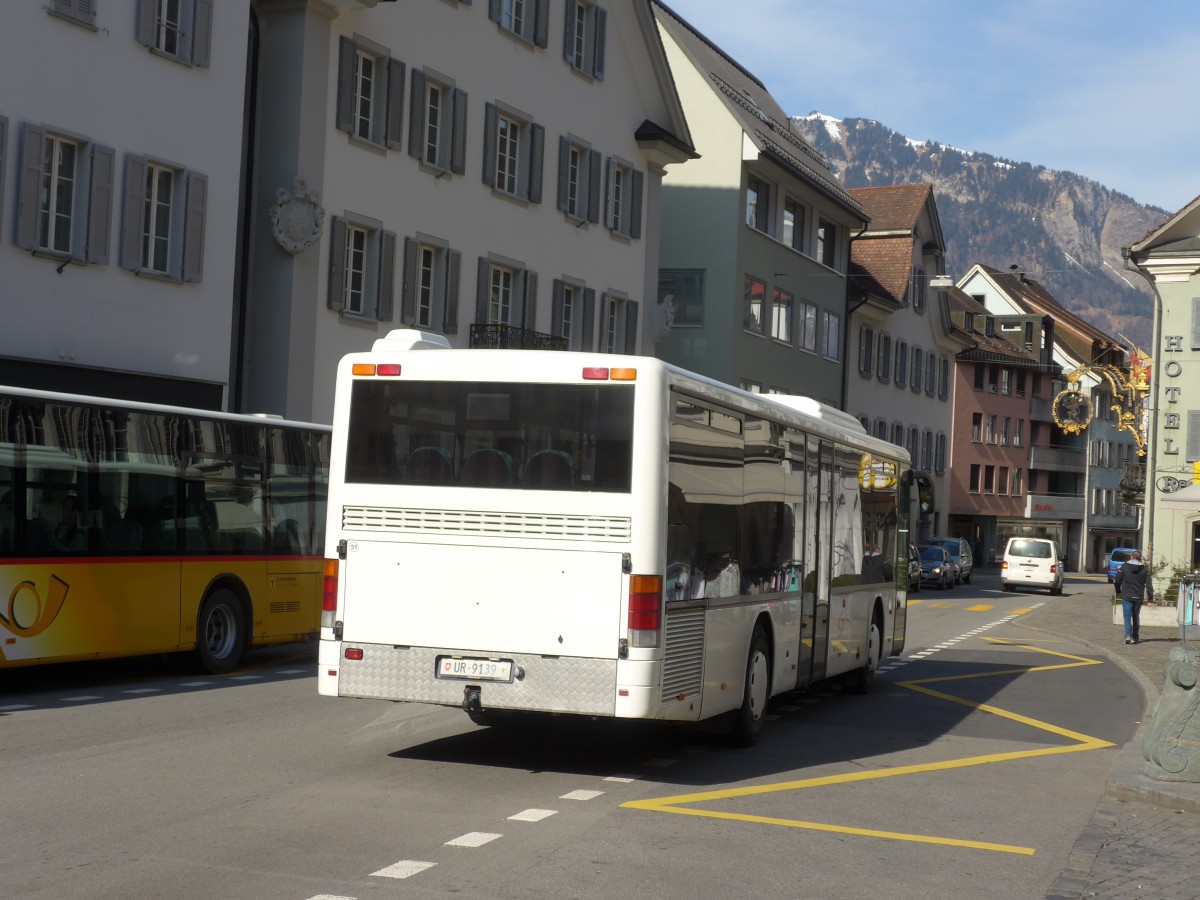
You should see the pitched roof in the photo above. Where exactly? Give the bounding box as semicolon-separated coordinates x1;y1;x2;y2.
849;237;913;305
977;264;1122;363
946;289;1041;365
651;0;866;221
849;184;933;233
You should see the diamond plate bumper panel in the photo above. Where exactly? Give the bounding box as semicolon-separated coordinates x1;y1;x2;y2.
339;643;618;716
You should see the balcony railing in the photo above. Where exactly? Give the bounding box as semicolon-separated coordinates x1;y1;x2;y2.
1025;493;1084;519
469;323;569;351
1029;444;1085;473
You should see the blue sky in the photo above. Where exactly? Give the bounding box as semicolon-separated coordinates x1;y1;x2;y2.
669;0;1198;213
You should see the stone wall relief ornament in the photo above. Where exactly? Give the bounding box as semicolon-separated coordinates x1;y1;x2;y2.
270;177;325;255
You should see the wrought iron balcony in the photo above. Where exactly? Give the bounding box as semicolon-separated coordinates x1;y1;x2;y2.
469;323;569;351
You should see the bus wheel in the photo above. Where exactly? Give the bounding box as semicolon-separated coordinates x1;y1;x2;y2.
730;625;770;747
850;618;881;695
196;589;247;675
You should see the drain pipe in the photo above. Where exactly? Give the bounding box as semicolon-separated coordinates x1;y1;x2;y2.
1120;245;1163;584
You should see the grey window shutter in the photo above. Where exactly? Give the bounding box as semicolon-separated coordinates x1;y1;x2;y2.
488;0;501;22
444;249;461;333
534;0;550;47
136;0;156;47
587;149;601;223
451;89;468;175
118;154;148;269
0;116;8;245
182;171;207;283
407;68;426;159
528;123;544;204
592;7;606;79
335;37;356;134
629;169;644;238
85;144;115;265
191;0;213;67
562;3;575;66
582;287;596;351
16;125;47;250
524;270;538;329
386;58;406;150
476;257;490;325
401;237;418;324
556;137;570;212
1188;410;1200;463
1192;297;1200;350
378;230;397;321
328;217;347;311
551;279;565;336
624;299;639;354
482;103;498;187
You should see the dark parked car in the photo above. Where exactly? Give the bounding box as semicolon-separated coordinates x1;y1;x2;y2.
926;536;973;584
919;545;954;590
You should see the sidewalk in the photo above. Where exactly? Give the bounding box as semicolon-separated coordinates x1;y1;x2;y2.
1010;572;1200;899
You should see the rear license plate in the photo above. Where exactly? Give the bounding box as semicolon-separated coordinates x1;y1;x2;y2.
436;656;514;682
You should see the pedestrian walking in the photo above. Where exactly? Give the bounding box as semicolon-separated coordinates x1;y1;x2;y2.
1114;550;1154;644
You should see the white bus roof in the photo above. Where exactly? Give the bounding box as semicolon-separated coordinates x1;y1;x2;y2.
341;339;908;466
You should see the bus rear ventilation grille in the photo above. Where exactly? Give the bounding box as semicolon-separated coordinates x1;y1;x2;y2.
341;507;632;542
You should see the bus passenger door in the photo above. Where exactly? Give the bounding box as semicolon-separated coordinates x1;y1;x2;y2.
810;440;833;683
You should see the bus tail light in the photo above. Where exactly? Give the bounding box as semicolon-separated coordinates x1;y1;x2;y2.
627;574;662;648
321;559;339;629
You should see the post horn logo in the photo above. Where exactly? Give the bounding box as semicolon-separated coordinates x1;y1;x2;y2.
1;575;70;638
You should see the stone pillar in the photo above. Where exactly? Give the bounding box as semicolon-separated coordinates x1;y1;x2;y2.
1143;645;1200;781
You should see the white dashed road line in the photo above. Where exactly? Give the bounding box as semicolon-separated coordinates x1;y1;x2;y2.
370;860;436;879
509;808;557;822
445;832;502;848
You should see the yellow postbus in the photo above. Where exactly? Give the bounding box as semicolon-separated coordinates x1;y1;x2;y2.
0;386;330;673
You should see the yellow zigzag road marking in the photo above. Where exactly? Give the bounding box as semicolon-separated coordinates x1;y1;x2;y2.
622;639;1113;856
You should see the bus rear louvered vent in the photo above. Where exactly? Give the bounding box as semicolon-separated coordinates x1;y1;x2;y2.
269;600;301;614
341;507;632;542
662;608;705;702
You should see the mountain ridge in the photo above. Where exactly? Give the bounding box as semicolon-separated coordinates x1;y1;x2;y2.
790;113;1165;350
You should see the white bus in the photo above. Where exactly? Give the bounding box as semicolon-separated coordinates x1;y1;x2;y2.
318;331;910;744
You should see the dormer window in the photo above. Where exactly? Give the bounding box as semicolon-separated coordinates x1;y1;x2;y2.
964;312;975;332
985;316;995;337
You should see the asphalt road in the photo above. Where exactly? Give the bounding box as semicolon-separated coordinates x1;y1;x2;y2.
0;571;1141;899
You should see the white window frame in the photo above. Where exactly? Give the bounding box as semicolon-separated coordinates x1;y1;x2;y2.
329;212;396;322
557;135;599;223
564;1;606;79
476;255;537;331
743;275;766;336
771;288;793;344
605;155;642;238
800;300;818;353
119;154;206;282
137;0;212;67
484;102;544;203
16;124;115;267
822;310;840;361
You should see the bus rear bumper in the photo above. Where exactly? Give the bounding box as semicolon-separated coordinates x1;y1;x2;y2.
317;639;342;696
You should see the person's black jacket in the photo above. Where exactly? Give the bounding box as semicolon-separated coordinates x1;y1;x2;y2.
1115;561;1154;603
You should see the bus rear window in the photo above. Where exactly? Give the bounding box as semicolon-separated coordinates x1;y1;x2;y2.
344;381;634;492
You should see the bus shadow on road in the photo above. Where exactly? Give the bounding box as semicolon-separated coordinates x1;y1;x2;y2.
391;639;1122;787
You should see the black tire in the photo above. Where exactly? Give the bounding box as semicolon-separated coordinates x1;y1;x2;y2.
196;588;247;674
964;570;972;585
729;625;771;747
849;617;881;695
1003;583;1015;593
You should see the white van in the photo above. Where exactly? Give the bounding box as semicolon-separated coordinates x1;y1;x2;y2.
1001;537;1064;595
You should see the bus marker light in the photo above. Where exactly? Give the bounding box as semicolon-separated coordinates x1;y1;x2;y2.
619;689;629;697
344;647;364;661
610;368;637;381
352;363;376;376
582;367;609;380
376;364;401;376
